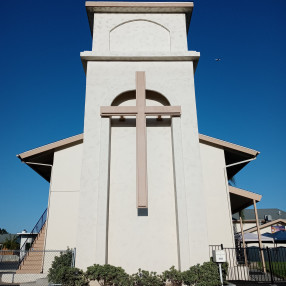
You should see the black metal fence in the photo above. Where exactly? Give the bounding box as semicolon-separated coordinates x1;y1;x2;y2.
0;249;70;285
210;245;286;283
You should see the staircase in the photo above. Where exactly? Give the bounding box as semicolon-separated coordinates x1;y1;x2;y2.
17;209;47;274
17;222;46;273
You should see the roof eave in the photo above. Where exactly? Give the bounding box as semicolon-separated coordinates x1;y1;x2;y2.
198;134;259;158
85;1;194;34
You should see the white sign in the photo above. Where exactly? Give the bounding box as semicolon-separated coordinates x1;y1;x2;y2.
212;250;226;263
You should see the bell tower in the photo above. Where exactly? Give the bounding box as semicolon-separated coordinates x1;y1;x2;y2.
76;2;209;273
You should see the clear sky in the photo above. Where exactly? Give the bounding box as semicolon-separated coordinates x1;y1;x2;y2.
0;0;285;234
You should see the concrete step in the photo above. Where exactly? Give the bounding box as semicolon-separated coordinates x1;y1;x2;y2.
21;260;43;265
17;269;43;274
34;238;45;242
25;251;44;255
19;263;43;268
32;241;45;246
18;264;42;269
22;256;43;261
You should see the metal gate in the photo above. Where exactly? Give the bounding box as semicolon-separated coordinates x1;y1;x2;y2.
210;245;286;283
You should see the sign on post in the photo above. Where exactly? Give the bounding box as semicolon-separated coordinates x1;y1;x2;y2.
212;250;226;263
213;250;226;286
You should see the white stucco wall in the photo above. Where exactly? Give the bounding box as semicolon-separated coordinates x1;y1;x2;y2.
45;143;82;250
77;60;210;271
107;99;178;273
200;143;235;248
77;8;210;272
92;14;188;53
110;20;170;52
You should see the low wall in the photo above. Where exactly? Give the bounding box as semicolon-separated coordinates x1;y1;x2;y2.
0;255;19;262
1;273;47;283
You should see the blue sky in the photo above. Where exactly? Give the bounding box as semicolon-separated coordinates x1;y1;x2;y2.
0;0;285;234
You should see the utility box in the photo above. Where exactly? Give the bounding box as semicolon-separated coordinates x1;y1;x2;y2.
212;250;226;263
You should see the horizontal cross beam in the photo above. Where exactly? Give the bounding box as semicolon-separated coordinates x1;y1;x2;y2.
101;106;181;117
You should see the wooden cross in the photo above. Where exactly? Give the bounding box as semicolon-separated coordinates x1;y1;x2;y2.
101;72;181;208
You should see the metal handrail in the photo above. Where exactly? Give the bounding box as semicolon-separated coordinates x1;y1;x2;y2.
18;208;47;265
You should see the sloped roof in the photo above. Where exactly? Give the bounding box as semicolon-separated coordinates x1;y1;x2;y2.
229;186;262;214
233;208;286;221
17;133;259;182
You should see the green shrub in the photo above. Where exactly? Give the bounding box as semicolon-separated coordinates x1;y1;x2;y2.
3;235;19;250
48;249;88;286
48;249;72;284
221;261;228;281
53;267;88;286
131;269;164;286
162;266;183;286
210;256;229;282
198;261;220;286
49;254;226;286
182;264;200;286
86;264;130;286
183;261;221;286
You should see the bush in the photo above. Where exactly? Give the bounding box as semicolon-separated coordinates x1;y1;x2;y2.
182;264;200;286
49;255;226;286
221;261;229;281
162;266;183;286
54;267;88;286
48;249;72;283
48;249;88;286
131;269;164;286
198;261;221;286
210;256;229;282
183;261;221;286
86;264;130;286
3;235;19;250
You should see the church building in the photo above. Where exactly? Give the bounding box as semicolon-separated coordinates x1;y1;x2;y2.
17;1;262;275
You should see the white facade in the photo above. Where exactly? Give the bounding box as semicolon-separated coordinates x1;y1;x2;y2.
45;143;82;250
40;2;237;274
42;136;236;272
76;4;211;272
92;13;188;52
200;143;235;248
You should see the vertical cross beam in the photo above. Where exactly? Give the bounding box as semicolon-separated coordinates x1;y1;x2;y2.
136;72;148;208
101;71;181;209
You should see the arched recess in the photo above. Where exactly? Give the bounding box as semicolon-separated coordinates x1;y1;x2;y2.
109;20;170;52
111;90;171;106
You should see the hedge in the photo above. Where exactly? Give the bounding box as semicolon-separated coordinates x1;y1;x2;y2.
48;251;228;286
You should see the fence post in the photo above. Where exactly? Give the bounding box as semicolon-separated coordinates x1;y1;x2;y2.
266;247;274;284
253;199;266;273
71;248;76;268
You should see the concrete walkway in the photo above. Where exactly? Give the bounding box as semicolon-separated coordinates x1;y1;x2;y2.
231;281;286;286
